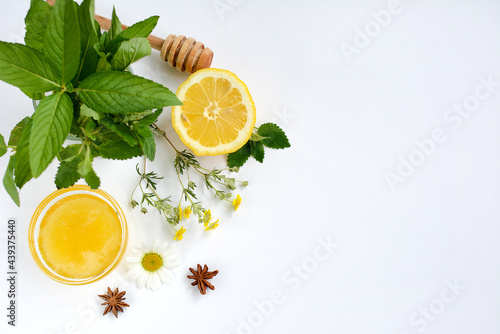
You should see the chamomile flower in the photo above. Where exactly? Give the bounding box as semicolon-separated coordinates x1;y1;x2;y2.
125;239;180;291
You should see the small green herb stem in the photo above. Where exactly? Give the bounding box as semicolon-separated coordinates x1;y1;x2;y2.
174;157;196;207
130;177;141;204
152;123;181;154
136;155;178;232
152;122;246;201
175;164;186;205
153;122;221;194
205;175;229;189
151;123;242;181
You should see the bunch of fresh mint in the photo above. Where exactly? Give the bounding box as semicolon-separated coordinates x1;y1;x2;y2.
0;0;180;206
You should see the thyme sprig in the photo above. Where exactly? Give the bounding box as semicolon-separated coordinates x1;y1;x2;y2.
131;123;248;238
131;157;177;226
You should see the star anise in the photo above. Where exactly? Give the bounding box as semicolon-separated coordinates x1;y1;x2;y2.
187;264;219;295
98;287;130;318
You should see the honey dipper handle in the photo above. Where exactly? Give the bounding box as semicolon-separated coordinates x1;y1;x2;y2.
145;35;165;52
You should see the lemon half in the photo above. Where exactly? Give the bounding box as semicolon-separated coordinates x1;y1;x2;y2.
172;68;256;156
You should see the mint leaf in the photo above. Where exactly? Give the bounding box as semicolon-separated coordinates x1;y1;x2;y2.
109;6;123;41
78;71;182;114
44;0;81;84
55;140;97;191
3;156;20;206
0;133;6;158
139;128;155;161
95;31;109;54
58;144;82;162
227;141;251;168
96;56;112;72
76;0;99;81
139;108;163;126
124;108;162;127
78;118;96;140
250;141;264;163
110;38;151;71
100;117;138;146
119;16;159;39
84;168;100;189
77;147;93;176
14;118;32;188
106;15;159;51
8;117;30;147
21;90;44;100
98;140;143;160
30;92;73;177
25;0;53;51
133;121;157;161
0;42;60;92
250;132;267;142
80;104;104;121
77;158;92;176
55;159;81;189
258;123;290;149
93;126;120;144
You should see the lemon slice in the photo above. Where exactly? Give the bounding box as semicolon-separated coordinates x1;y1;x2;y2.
172;68;256;156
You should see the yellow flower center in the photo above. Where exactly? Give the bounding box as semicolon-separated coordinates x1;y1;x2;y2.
141;252;163;272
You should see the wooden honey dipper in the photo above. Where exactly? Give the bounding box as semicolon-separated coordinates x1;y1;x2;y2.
46;0;213;73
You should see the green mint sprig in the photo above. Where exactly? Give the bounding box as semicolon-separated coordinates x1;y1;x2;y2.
227;122;291;168
0;0;180;205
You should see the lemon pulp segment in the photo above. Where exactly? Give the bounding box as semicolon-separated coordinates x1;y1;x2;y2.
172;68;256;156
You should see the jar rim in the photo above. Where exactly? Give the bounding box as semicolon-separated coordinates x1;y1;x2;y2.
28;185;128;285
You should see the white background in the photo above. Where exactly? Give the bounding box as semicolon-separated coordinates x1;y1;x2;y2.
1;0;500;333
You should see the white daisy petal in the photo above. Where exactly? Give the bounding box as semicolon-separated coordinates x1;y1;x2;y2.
164;260;180;268
158;243;169;254
159;267;173;283
163;252;180;262
125;255;142;263
152;239;160;252
126;262;142;271
165;247;179;255
126;265;143;280
151;271;161;289
131;248;145;257
146;273;159;291
157;268;168;283
137;272;147;289
145;273;153;290
166;246;179;255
